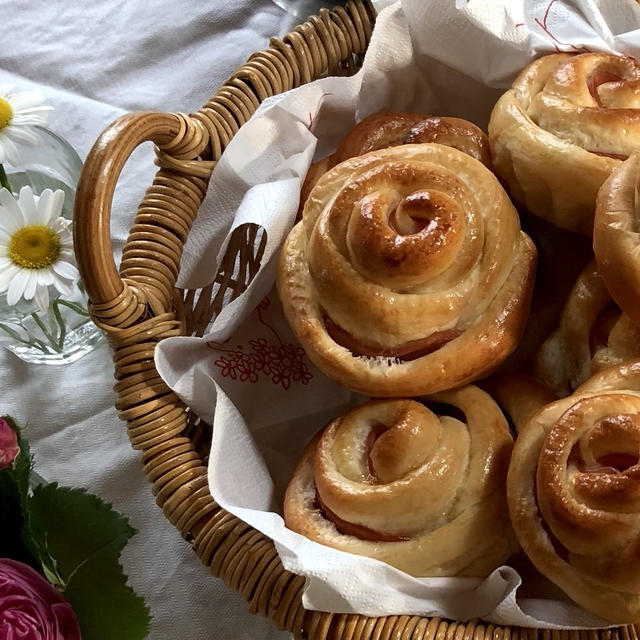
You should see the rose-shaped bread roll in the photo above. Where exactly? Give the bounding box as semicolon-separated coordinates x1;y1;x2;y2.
500;212;592;372
278;143;536;396
508;360;640;622
489;52;640;235
534;259;640;397
481;372;555;433
299;112;493;212
334;112;493;168
284;386;517;577
594;153;640;326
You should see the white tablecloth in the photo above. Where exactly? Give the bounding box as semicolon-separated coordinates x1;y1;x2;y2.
0;1;314;637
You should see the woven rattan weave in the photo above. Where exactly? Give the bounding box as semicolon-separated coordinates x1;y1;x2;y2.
73;2;640;638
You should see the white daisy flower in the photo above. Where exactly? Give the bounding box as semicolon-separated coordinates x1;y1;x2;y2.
0;186;80;312
0;86;53;166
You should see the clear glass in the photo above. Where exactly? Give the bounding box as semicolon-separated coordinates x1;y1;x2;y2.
0;126;104;364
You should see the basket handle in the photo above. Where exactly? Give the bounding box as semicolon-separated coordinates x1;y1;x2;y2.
73;111;186;309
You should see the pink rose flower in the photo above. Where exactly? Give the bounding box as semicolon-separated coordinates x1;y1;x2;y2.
0;417;19;470
0;558;82;640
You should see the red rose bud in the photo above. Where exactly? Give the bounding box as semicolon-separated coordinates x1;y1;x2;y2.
0;418;19;470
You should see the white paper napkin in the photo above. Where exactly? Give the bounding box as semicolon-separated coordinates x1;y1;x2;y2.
155;0;640;628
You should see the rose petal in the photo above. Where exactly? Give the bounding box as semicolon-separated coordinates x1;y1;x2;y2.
0;418;19;469
0;559;82;640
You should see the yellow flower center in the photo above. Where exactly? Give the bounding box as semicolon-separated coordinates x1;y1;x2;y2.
0;98;12;131
8;225;61;269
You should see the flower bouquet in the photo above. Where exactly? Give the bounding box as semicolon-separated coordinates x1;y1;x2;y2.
0;86;103;364
0;416;150;638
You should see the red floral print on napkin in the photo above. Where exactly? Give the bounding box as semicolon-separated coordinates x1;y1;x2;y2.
207;297;312;390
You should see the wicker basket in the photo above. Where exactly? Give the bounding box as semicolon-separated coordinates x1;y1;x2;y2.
72;2;640;639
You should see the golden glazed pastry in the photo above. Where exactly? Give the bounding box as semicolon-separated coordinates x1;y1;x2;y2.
299;112;493;213
591;313;640;374
480;372;555;433
284;387;517;577
500;211;592;372
534;259;640;397
508;361;640;622
594;153;640;327
278;143;537;396
489;52;640;235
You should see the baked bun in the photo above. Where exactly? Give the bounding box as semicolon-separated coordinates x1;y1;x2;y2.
534;259;640;397
480;372;555;432
299;112;493;214
508;361;640;622
278;144;536;396
489;52;640;235
594;153;640;326
284;387;517;577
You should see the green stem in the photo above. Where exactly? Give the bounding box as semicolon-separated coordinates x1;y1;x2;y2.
0;299;91;356
0;321;52;354
0;164;12;192
30;312;63;353
50;299;67;350
54;299;90;317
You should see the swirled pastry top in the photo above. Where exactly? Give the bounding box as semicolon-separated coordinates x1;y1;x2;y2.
299;112;493;214
534;259;640;398
595;153;640;327
284;387;517;577
508;361;640;622
489;52;640;235
278;143;536;396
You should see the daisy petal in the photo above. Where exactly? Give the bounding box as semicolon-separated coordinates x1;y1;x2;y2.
17;185;38;222
0;189;26;232
23;270;38;300
11;112;51;127
9;90;47;110
50;216;71;234
37;270;54;287
34;284;49;312
52;260;79;281
0;264;19;291
6;270;29;305
59;250;76;263
52;274;74;298
39;189;65;225
3;124;41;145
0;135;20;166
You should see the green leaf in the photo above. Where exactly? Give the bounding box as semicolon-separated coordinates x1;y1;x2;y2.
8;430;63;587
0;164;12;192
27;483;151;640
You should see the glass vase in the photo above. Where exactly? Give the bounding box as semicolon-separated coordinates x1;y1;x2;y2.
0;126;104;365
